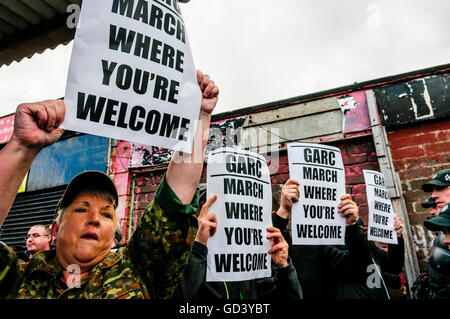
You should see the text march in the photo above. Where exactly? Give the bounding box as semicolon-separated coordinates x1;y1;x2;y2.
63;0;200;153
287;143;346;245
363;170;398;244
205;148;272;282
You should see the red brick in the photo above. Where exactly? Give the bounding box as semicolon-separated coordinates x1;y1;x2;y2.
270;174;282;185
346;186;352;195
342;154;368;165
278;173;290;184
402;167;435;181
367;152;378;162
346;143;374;155
423;153;450;166
407;212;430;225
388;120;450;138
403;189;425;202
392;158;405;172
400;182;410;192
351;183;367;195
391;145;425;160
360;213;368;226
424;141;450;155
346;174;365;185
358;204;369;219
404;200;415;214
136;183;158;193
402;158;428;171
337;144;348;156
278;164;289;174
351;193;367;206
345;163;378;176
436;129;450;141
388;132;428;149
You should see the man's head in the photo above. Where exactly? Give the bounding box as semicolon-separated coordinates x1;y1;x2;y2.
422;169;450;211
51;171;119;272
424;204;450;250
26;225;52;257
421;197;440;217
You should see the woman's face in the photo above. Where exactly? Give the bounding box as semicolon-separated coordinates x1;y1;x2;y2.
54;191;116;272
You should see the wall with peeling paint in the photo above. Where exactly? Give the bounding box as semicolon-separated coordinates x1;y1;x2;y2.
109;140;132;244
374;73;450;127
108;65;450;294
122;91;379;235
387;119;450;271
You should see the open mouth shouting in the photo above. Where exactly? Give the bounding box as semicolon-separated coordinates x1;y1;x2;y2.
80;232;99;241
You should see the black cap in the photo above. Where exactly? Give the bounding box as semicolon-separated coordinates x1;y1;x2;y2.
55;171;118;214
421;197;436;208
424;204;450;231
422;169;450;192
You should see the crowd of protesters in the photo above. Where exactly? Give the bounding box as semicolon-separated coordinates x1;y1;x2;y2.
0;71;448;300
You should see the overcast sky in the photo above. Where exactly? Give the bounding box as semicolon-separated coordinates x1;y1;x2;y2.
1;0;449;117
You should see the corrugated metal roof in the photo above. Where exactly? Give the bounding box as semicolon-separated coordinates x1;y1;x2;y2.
0;0;190;67
0;0;81;67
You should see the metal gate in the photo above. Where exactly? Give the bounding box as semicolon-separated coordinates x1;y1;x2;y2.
0;186;65;246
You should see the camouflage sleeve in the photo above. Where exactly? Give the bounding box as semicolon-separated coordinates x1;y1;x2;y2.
127;174;199;299
0;241;21;297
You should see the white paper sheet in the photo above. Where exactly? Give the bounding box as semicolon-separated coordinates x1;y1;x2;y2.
364;170;398;244
63;0;201;153
287;143;347;245
206;147;272;282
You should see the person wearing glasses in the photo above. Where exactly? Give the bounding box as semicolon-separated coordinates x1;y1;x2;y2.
0;70;219;299
25;225;52;258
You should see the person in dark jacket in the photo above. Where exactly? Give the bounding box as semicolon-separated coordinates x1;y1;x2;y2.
272;178;373;299
0;70;220;299
412;170;450;299
331;214;405;299
412;203;450;299
173;194;302;300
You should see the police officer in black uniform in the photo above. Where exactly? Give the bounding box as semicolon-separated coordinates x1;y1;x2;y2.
412;169;450;299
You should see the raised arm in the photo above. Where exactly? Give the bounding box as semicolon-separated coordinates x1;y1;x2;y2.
166;70;219;204
0;100;65;227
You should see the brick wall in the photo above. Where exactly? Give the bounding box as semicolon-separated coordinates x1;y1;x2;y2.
109;140;132;244
269;136;379;223
128;136;379;235
130;170;164;235
387;119;450;270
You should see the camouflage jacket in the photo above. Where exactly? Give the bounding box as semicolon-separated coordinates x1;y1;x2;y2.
0;175;199;299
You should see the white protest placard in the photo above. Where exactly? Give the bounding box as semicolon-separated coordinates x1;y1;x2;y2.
206;147;272;282
63;0;201;153
363;170;398;244
287;143;346;245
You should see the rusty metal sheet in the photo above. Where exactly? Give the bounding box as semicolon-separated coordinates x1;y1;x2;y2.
374;73;450;127
245;96;340;127
242;109;343;150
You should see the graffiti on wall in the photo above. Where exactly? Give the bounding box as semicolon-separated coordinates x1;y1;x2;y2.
337;91;372;134
0;114;14;144
129;116;246;167
206;116;246;154
129;144;173;167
